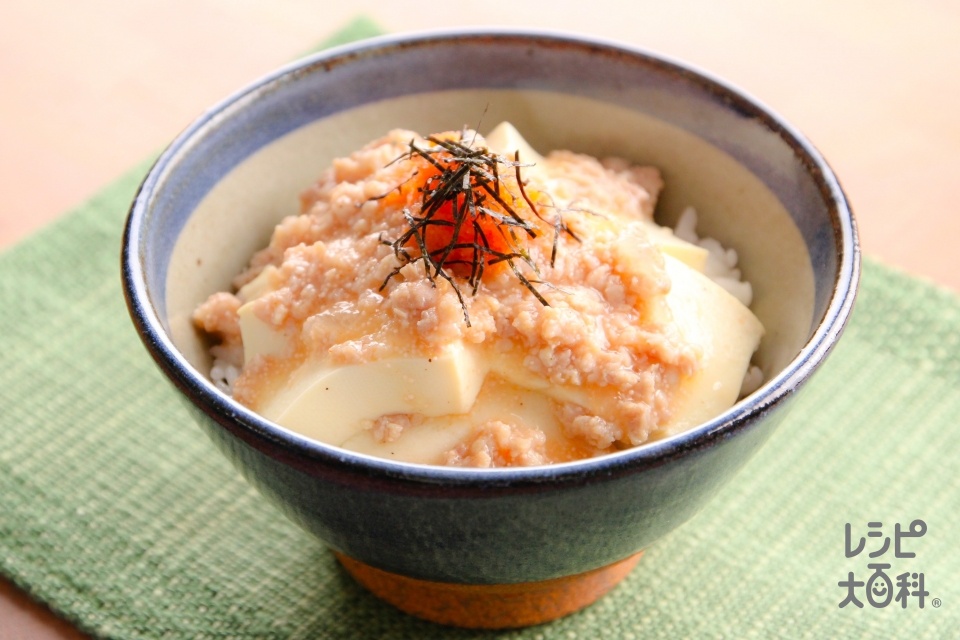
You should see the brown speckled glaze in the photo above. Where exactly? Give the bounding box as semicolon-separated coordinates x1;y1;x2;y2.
336;551;643;628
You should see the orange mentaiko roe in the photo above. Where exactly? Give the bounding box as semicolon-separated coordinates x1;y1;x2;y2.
421;191;514;277
383;140;547;282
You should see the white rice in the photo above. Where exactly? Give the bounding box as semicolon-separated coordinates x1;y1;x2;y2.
210;359;240;394
674;206;754;308
674;207;763;397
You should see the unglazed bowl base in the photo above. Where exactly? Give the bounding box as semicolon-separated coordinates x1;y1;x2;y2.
336;551;643;629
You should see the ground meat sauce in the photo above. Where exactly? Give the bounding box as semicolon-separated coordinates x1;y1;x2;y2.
194;127;759;467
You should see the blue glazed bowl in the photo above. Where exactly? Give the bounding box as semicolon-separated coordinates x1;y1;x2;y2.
122;29;858;626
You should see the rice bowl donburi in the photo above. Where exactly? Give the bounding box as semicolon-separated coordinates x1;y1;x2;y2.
192;123;765;467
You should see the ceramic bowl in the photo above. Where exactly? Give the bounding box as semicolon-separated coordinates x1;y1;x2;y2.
122;29;859;628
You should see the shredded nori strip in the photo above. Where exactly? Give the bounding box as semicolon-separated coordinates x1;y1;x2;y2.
375;130;576;325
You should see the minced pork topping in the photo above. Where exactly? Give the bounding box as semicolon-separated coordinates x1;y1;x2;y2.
194;127;712;466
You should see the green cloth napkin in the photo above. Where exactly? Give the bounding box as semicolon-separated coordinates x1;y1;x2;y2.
2;19;959;639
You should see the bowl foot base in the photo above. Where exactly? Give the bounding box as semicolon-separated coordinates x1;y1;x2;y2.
335;551;643;629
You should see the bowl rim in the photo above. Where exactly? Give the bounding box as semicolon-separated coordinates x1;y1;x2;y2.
122;27;860;488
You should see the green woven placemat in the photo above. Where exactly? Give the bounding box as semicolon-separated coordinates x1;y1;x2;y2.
2;20;959;639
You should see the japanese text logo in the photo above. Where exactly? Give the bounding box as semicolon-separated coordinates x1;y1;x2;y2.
838;519;934;609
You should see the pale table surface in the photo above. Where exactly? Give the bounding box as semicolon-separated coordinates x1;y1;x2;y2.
2;1;958;637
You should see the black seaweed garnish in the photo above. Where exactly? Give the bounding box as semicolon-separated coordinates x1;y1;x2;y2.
375;131;576;325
